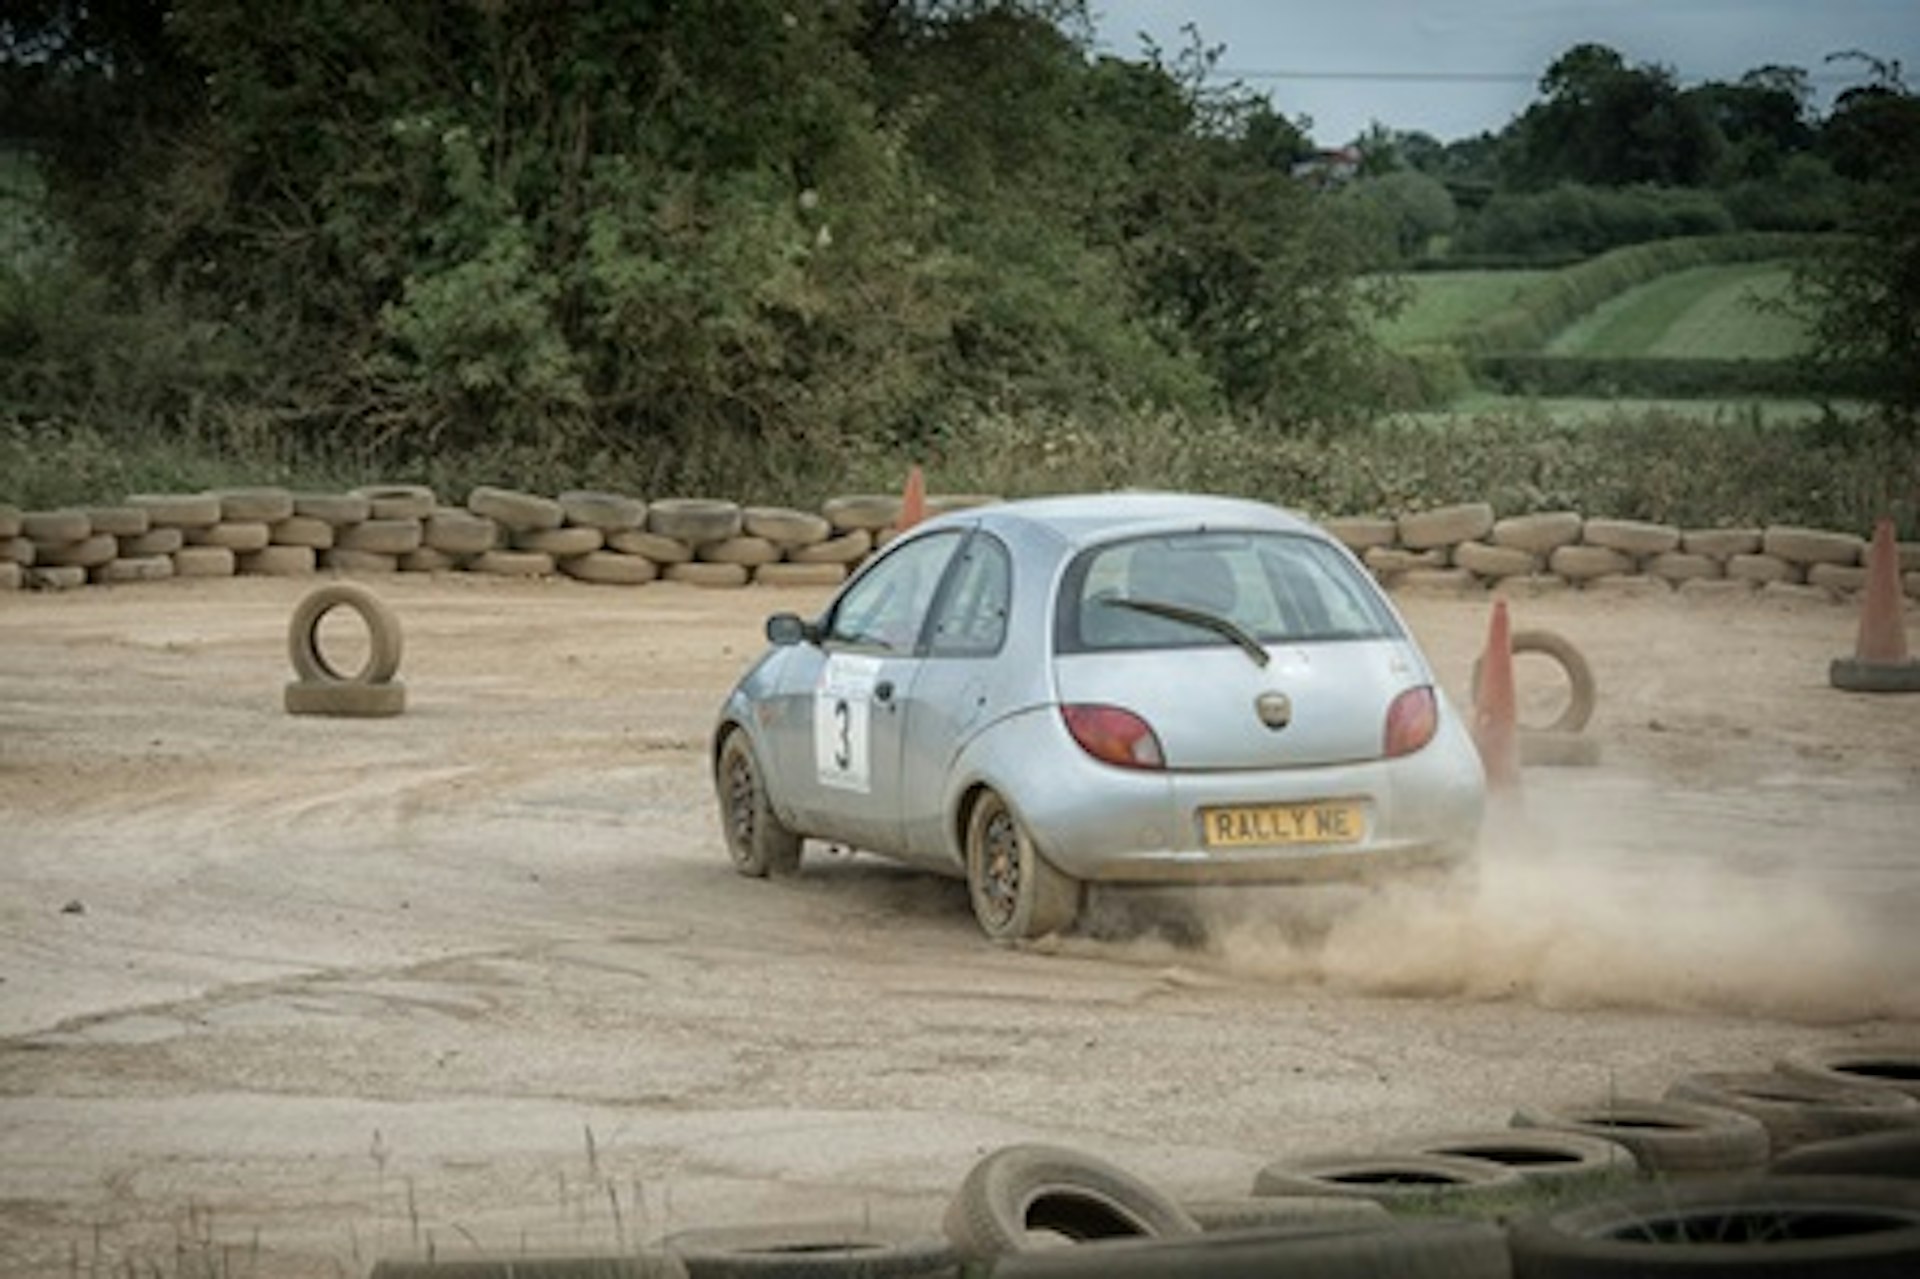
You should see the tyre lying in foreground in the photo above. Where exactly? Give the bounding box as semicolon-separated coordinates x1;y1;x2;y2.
1507;1175;1920;1276
711;492;1486;942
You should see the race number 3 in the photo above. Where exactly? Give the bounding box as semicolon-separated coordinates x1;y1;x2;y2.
815;655;881;792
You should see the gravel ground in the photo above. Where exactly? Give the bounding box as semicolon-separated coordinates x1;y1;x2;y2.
1;574;1916;1275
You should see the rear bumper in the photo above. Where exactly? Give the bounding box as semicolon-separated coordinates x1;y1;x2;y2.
1083;837;1475;885
956;704;1486;887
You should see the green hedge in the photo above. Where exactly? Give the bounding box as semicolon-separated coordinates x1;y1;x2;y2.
1472;354;1869;399
1453;234;1822;357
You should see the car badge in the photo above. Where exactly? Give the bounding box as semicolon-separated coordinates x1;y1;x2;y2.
1255;691;1292;729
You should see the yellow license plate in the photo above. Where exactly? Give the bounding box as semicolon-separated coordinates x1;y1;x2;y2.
1202;801;1364;849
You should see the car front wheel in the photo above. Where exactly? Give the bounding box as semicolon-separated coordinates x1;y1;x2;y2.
965;789;1080;942
716;729;801;878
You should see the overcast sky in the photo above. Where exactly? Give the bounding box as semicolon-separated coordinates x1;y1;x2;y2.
1089;0;1920;146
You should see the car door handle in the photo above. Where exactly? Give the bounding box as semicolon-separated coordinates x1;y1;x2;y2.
875;679;895;703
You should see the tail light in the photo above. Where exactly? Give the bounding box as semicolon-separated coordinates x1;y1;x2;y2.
1384;686;1438;758
1062;704;1166;770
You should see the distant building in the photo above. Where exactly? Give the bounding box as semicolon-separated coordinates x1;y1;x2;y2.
1291;146;1362;189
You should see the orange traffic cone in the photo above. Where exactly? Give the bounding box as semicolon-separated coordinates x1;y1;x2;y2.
1473;598;1521;789
895;464;927;533
1831;517;1920;692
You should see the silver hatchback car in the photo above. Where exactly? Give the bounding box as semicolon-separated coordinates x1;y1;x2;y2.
712;492;1485;941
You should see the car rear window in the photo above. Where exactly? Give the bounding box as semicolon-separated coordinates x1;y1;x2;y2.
1057;531;1402;653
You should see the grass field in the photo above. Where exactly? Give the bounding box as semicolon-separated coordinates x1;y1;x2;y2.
1545;263;1810;359
1374;270;1550;350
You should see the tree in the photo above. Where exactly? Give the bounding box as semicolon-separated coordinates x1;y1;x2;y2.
1506;43;1724;188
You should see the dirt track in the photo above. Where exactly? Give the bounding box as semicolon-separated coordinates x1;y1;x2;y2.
1;574;1917;1275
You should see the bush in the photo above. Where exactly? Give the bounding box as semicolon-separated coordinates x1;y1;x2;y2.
1459;184;1737;258
1472;355;1866;399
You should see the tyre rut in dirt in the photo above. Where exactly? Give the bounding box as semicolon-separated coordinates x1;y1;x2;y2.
665;1222;954;1277
1470;628;1597;734
715;729;801;877
942;1142;1197;1261
288;582;404;685
1507;1174;1920;1277
1769;1129;1920;1180
1668;1070;1920;1153
982;1218;1510;1278
1779;1045;1920;1100
963;791;1080;942
1512;1097;1770;1175
1251;1152;1525;1206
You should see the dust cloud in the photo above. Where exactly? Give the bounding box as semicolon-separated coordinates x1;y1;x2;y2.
1073;796;1920;1025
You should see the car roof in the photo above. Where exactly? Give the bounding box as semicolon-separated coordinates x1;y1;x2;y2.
935;491;1325;551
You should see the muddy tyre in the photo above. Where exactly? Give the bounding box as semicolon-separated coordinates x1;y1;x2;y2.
943;1143;1198;1261
288;582;403;685
715;730;801;878
1507;1175;1920;1276
965;790;1080;942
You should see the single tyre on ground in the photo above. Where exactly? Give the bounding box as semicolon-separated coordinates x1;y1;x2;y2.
1470;628;1597;734
964;789;1080;942
715;730;801;877
978;1219;1511;1279
283;680;407;718
1512;1097;1771;1176
287;581;404;685
1668;1070;1920;1152
1830;658;1920;693
664;1222;954;1278
1507;1174;1920;1277
1250;1152;1525;1206
942;1143;1199;1261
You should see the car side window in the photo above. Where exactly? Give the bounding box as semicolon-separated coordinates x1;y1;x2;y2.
824;531;962;653
926;534;1011;657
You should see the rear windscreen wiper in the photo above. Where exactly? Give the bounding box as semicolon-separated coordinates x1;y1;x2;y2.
1104;597;1270;667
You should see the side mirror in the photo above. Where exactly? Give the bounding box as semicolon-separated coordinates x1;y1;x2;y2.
765;613;812;646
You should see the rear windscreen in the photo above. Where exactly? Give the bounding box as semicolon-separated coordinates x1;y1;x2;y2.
1057;531;1403;653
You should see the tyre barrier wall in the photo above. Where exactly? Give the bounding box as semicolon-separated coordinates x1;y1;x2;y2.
358;1044;1920;1276
3;491;1918;603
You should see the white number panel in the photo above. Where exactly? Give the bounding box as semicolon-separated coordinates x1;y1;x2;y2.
814;654;881;792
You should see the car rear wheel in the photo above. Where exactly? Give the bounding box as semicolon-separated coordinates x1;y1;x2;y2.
965;790;1080;942
717;729;801;878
